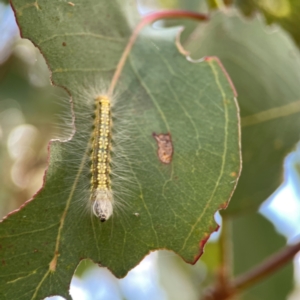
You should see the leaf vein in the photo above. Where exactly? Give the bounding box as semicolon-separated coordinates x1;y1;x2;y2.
38;32;124;45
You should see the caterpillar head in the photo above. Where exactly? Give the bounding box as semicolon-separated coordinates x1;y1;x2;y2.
92;190;113;222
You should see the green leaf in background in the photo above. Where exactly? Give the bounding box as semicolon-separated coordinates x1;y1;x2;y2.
234;0;300;48
0;1;240;299
147;0;209;40
232;213;293;299
183;11;300;214
156;0;204;10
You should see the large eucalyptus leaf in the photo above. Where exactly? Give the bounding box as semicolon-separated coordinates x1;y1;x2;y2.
184;11;300;215
0;1;240;299
234;0;300;48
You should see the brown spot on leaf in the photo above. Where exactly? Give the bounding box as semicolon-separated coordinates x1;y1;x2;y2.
62;42;67;46
153;132;173;164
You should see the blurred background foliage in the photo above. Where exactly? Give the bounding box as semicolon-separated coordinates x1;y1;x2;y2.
1;0;300;299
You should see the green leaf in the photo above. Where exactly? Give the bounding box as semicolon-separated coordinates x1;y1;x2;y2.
232;213;293;299
0;1;240;299
234;0;300;47
150;0;209;40
156;0;205;10
183;11;300;214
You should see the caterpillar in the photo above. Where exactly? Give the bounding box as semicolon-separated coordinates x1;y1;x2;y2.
90;95;113;222
60;81;151;223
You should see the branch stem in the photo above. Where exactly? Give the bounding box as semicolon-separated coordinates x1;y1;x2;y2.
203;240;300;300
219;217;232;280
233;240;300;290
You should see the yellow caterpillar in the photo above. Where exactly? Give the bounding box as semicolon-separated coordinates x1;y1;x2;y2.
90;95;113;222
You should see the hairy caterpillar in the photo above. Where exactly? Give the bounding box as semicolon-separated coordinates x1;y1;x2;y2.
90;95;113;222
55;79;166;225
67;82;140;224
